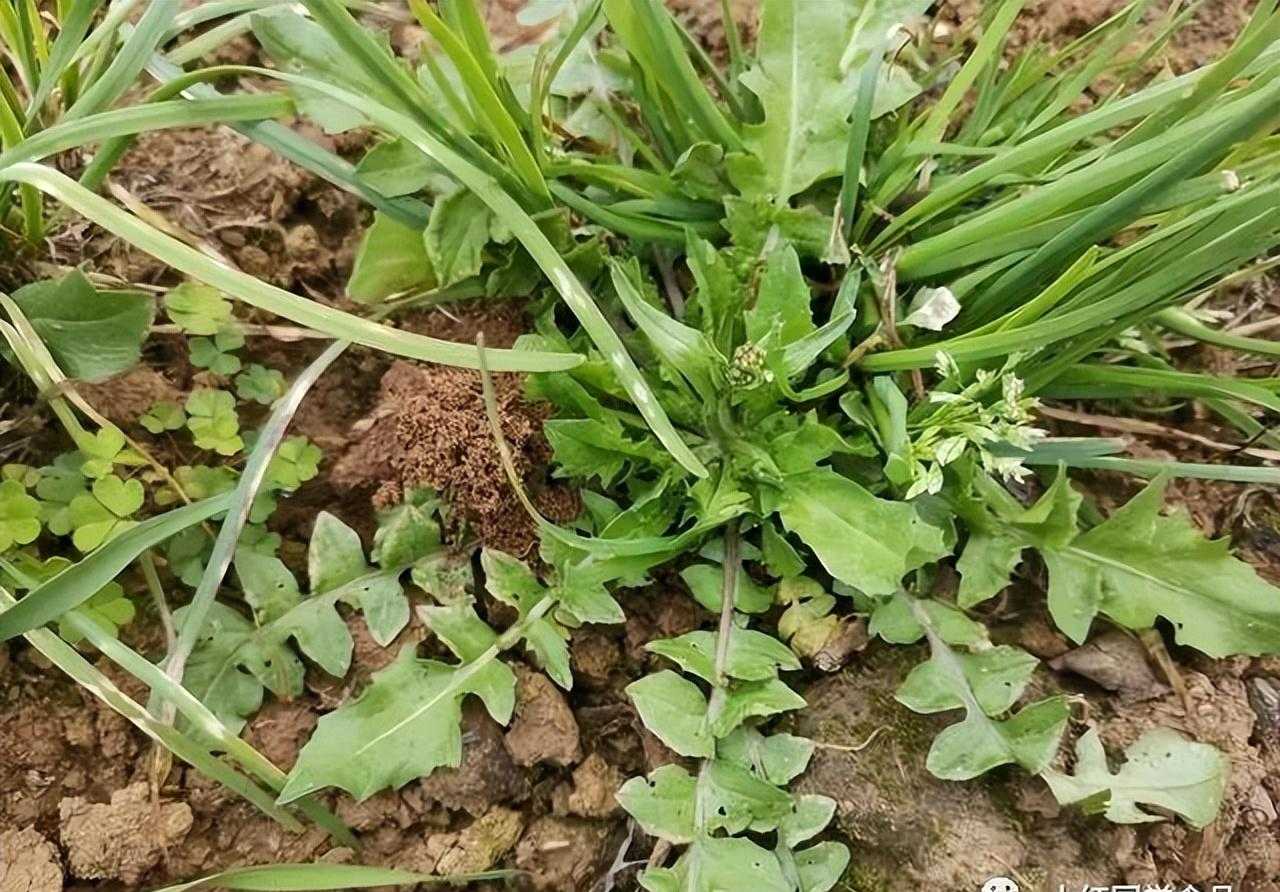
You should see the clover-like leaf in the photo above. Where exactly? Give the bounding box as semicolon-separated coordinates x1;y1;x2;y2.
35;454;89;536
265;437;322;491
235;363;286;405
67;475;143;552
0;479;41;551
165;282;233;335
139;400;186;434
188;327;244;375
58;581;135;645
0;476;41;552
185;388;243;455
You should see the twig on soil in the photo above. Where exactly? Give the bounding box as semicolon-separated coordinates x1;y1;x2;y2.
476;333;546;526
1139;628;1194;716
813;725;891;753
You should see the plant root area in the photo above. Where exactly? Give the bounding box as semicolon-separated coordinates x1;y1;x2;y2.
3;1;1280;891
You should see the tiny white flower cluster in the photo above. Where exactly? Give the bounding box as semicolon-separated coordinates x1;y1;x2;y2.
902;352;1047;499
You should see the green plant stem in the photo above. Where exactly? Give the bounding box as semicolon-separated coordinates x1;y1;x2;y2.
712;519;740;687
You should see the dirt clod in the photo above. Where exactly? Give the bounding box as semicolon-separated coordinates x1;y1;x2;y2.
0;826;63;892
333;360;578;555
419;704;529;816
514;815;620;891
59;783;193;884
504;667;582;768
554;752;624;819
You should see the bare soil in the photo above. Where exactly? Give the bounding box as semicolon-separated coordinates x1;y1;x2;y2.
2;3;1278;892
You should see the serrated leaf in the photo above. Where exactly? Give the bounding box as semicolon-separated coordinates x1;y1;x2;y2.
280;646;516;802
481;549;571;689
732;0;927;201
11;271;154;381
424;188;492;287
179;601;303;733
236;548;353;678
777;468;951;597
627;670;714;758
1043;727;1228;828
896;645;1039;717
1043;477;1280;657
897;594;1069;781
926;696;1070;781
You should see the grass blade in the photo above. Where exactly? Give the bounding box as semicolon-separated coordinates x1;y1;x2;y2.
0;585;306;830
166;341;347;681
254;68;708;476
0;163;578;372
64;0;175;121
0;492;235;642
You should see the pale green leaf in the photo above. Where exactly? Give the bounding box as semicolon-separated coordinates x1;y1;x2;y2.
626;670;714;758
647;628;800;683
1043;727;1228;828
777;468;951;597
347;212;435;304
617;764;697;844
424;188;492;287
1043;478;1280;656
280;647;515;802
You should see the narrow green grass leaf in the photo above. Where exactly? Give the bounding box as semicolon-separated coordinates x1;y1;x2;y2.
25;0;101;123
0;585;305;832
64;0;175;121
0;163;578;372
168;342;348;679
247;69;706;476
0;491;234;642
